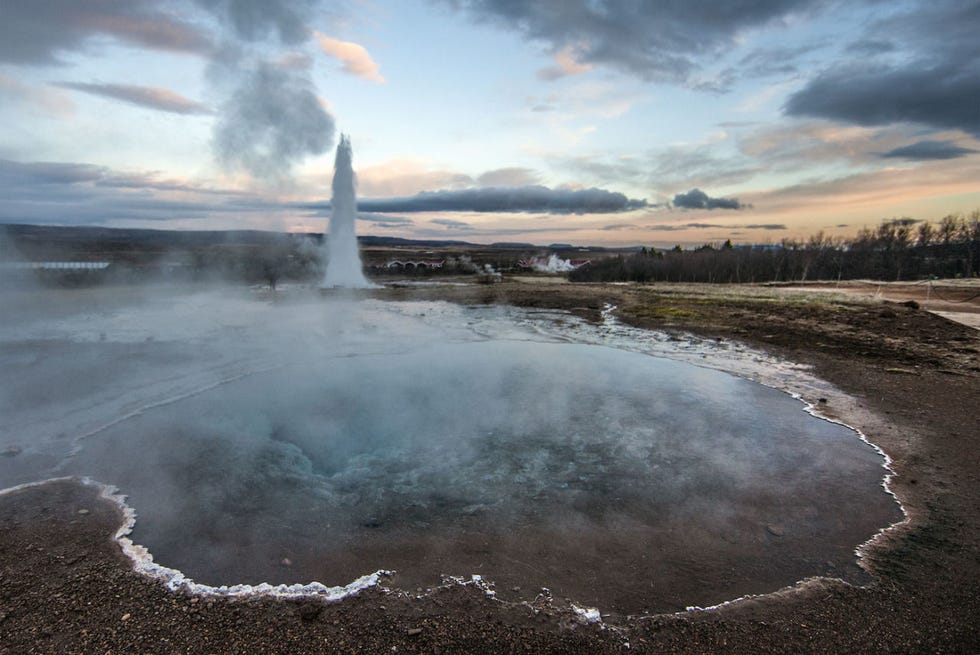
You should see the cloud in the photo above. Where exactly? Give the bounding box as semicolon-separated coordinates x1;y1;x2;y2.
354;186;647;214
601;223;636;231
537;45;594;81
315;33;384;82
785;63;980;137
475;167;541;187
1;1;339;182
642;222;784;231
0;159;105;185
356;160;474;198
672;188;746;210
785;2;980;136
443;0;824;85
879;140;978;161
0;0;213;64
0;73;75;116
357;212;413;228
0;157;272;225
431;219;473;230
56;82;212;115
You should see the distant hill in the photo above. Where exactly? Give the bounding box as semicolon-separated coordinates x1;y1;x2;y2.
1;223;642;256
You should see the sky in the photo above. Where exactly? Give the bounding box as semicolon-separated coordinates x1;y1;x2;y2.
1;0;978;247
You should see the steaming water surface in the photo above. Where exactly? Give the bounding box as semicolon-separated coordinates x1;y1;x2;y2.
0;285;901;613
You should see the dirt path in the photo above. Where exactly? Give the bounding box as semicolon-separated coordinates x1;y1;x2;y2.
2;280;979;654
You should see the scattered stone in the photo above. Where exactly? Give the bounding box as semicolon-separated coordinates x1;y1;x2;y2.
407;627;423;636
77;509;90;515
766;524;785;537
121;613;131;621
281;558;292;567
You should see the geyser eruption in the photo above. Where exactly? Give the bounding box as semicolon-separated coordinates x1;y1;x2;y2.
322;135;372;288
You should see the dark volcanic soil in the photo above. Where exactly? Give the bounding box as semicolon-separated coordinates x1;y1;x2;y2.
2;280;979;654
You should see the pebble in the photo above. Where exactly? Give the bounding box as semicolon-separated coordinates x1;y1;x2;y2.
407;628;422;636
121;613;131;621
77;509;90;515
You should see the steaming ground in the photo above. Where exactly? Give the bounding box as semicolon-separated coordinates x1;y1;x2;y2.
0;284;900;613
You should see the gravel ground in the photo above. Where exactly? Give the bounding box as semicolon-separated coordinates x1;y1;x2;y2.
2;280;978;654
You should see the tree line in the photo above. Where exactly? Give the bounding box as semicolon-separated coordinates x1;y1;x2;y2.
570;210;980;284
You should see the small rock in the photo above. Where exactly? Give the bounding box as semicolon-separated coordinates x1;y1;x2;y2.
766;524;785;537
281;558;292;566
818;398;828;404
406;627;422;636
121;613;131;621
902;300;920;309
77;509;90;515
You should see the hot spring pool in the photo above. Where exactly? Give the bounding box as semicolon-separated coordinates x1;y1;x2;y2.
0;286;902;614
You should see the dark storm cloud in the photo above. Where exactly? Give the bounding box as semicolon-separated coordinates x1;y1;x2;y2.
785;63;980;136
0;0;213;64
672;189;746;211
786;1;980;136
442;0;822;84
353;186;647;214
879;140;978;161
56;82;212;115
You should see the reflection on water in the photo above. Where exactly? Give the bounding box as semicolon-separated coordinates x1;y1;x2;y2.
0;287;901;614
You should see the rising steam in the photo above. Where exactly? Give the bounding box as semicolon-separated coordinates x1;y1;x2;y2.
200;0;336;182
213;61;334;181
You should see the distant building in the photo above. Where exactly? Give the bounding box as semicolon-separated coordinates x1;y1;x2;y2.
375;259;446;270
1;261;111;270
